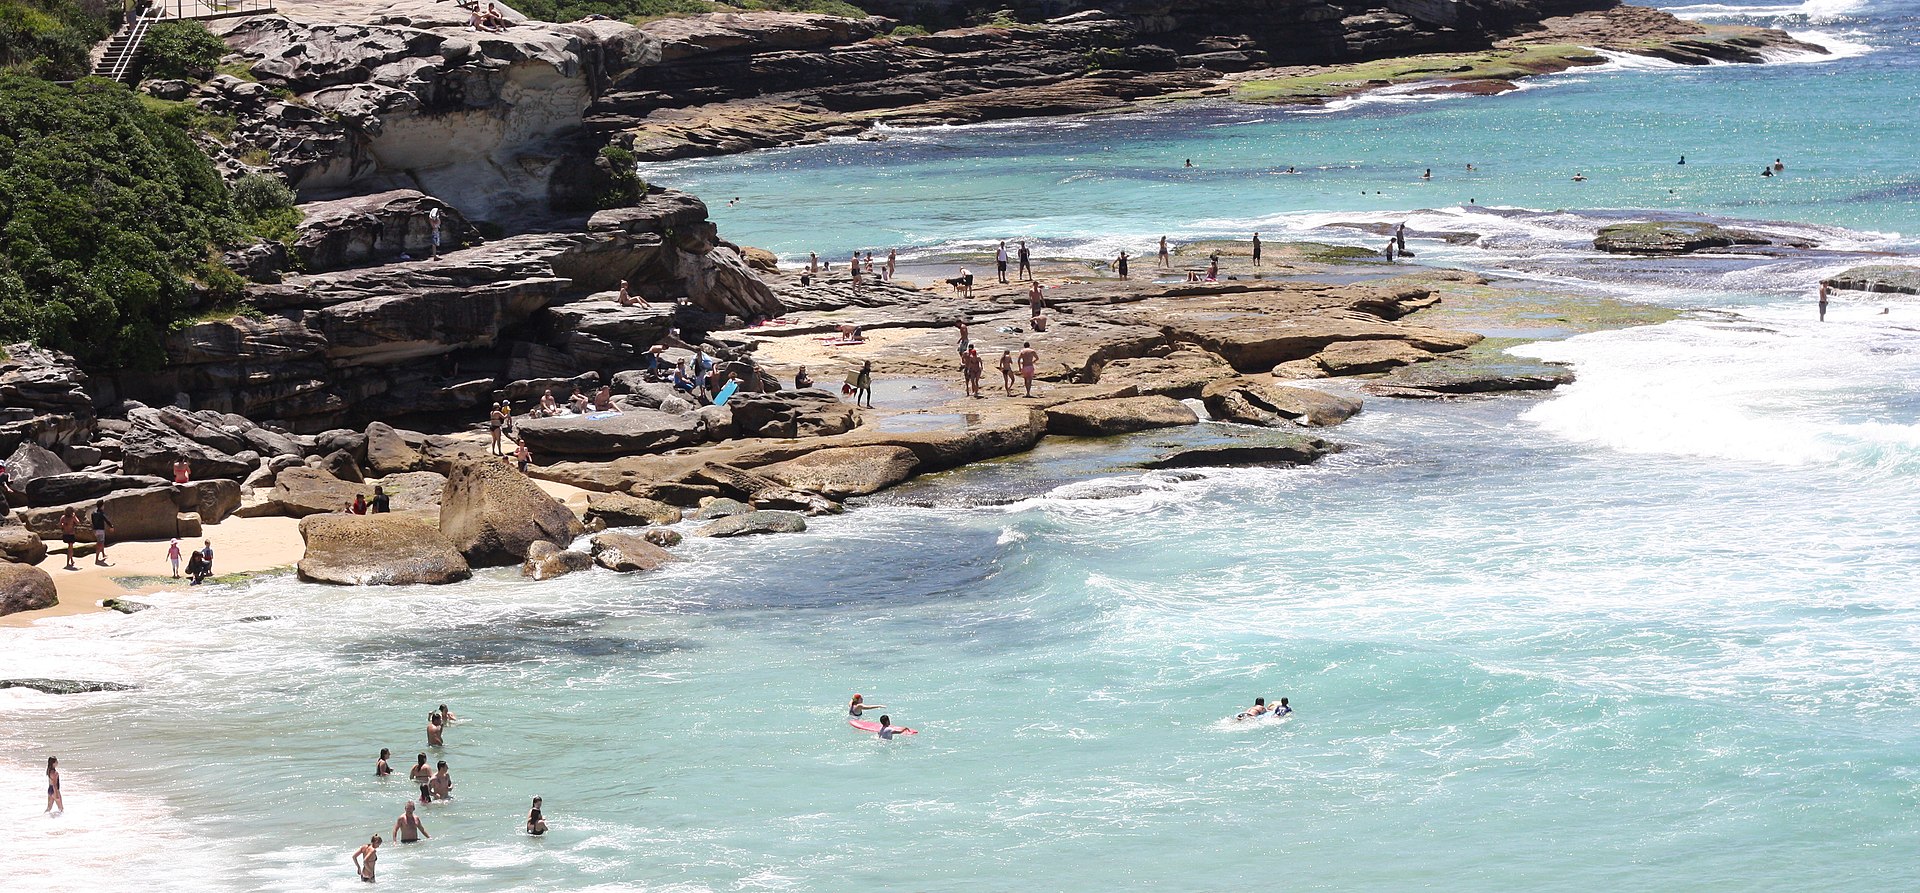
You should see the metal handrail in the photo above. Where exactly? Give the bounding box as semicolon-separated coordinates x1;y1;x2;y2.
103;8;162;84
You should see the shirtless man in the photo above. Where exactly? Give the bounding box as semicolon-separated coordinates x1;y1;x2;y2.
353;835;381;882
410;753;434;803
1017;342;1040;397
57;507;79;570
430;761;454;801
426;712;444;747
393;802;430;844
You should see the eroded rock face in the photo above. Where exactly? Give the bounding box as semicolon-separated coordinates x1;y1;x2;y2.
6;442;71;485
0;526;48;566
694;509;807;537
297;512;472;585
521;539;595;580
0;562;58;615
756;446;919;498
515;410;709;457
1043;395;1200;437
589;530;676;571
0;344;94;456
1202;380;1362;427
584;492;682;527
293;190;476;273
438;459;583;566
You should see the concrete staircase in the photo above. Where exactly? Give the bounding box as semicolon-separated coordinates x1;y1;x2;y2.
91;8;164;84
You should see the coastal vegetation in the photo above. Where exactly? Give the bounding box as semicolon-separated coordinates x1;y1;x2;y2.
0;0;109;78
0;73;240;368
136;19;228;81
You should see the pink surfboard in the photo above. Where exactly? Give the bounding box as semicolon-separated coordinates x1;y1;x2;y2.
849;719;917;735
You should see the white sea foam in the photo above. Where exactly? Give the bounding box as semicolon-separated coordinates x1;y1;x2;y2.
1664;0;1866;22
1;758;227;891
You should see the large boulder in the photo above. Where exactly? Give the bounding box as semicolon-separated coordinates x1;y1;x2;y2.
291;189;476;273
6;442;71;485
1201;380;1361;427
694;509;807;537
513;410;709;456
521;540;595;580
270;467;369;517
373;471;447;515
1044;396;1200;437
25;472;169;508
1593;221;1769;254
21;486;194;541
364;422;425;474
726;391;858;439
321;449;365;483
174;479;243;524
589;531;677;572
690;496;753;520
118;424;254;480
584;491;681;527
1142;433;1338;470
0;562;57;615
439;459;584;566
0;525;48;565
297;513;472;585
756;446;919;498
1307;340;1436;376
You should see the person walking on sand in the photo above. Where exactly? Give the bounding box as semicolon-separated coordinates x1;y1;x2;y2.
996;241;1010;283
430;761;454;801
962;346;984;398
998;349;1016;395
527;797;548;835
352;835;381;882
1252;232;1262;267
427;712;444;747
167;538;182;578
854;361;874;408
1017;241;1032;279
1018;342;1039;397
45;756;62;814
1819;282;1830;322
411;754;434;803
1158;236;1170;268
393;801;430;843
90;501;112;566
58;507;79;569
1115;251;1130;280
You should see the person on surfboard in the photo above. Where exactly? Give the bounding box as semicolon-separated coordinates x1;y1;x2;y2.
848;694;886;717
1235;697;1270;721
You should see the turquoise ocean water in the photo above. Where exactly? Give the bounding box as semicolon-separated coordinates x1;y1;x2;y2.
7;1;1920;890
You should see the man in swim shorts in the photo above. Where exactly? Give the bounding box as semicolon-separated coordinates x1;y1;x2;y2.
393;801;430;843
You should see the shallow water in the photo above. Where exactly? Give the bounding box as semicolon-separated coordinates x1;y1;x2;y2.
8;1;1920;890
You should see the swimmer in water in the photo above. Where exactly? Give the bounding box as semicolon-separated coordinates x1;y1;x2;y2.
1571;173;1588;182
875;714;905;740
427;712;444;747
848;694;886;717
393;801;430;843
375;748;393;777
430;761;454;801
438;704;456;724
527;797;548;835
1272;697;1292;718
353;835;381;882
410;753;434;803
45;756;62;814
1236;697;1269;721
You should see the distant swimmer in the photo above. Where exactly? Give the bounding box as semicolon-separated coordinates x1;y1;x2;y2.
1678;155;1686;165
438;704;457;724
1774;158;1785;171
1465;163;1476;171
376;748;393;777
1184;159;1193;168
527;797;548;835
411;754;434;803
1285;166;1296;173
849;694;886;717
426;712;444;747
430;761;454;801
1422;168;1432;180
1236;698;1270;720
1819;282;1830;322
1271;697;1292;718
1762;167;1775;178
393;801;430;844
1571;173;1587;182
875;715;906;740
45;756;62;814
352;835;381;883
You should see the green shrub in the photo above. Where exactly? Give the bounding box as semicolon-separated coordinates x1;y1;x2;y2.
231;172;301;243
0;74;240;369
886;24;929;37
138;20;226;81
599;145;649;208
0;0;111;80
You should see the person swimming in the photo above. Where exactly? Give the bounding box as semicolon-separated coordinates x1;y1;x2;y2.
1272;697;1292;718
1236;697;1269;721
527;797;548;835
848;694;886;717
875;714;904;740
375;748;393;777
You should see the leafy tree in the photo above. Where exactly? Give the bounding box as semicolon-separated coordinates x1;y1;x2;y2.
0;0;111;79
138;19;227;81
0;74;240;368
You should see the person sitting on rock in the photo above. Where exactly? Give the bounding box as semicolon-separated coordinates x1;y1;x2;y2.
538;388;558;417
592;385;618;412
794;366;813;390
568;387;589;415
615;279;638;306
671;361;696;394
479;2;508;31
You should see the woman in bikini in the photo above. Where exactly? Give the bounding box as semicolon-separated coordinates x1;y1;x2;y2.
998;350;1015;395
45;756;62;813
375;748;393;777
352;835;381;882
410;753;434;803
527;797;548;835
848;694;887;718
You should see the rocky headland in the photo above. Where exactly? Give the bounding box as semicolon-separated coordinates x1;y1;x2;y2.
0;0;1828;617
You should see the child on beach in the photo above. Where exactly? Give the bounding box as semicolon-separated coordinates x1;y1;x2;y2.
167;539;182;578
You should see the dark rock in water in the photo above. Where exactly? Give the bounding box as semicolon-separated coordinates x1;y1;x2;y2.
585;492;682;528
1822;265;1920;296
1043;395;1200;437
695;509;807;537
439;459;584;566
690;497;752;520
1142;434;1337;470
1593;221;1771;255
590;530;677;572
0;561;57;615
0;525;49;565
1367;352;1575;395
102;598;151;614
643;528;682;548
0;678;135;694
297;513;472;585
1202;379;1360;427
237;616;274;623
521;540;595;580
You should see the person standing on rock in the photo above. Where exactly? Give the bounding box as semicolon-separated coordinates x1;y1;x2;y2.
1115;251;1130;280
1819;282;1830;322
885;248;897;281
58;507;79;570
808;252;819;274
89;501;112;566
1158;236;1170;268
488;404;505;455
1395;222;1407;253
996;241;1010;283
1252;232;1262;267
998;349;1015;396
172;458;191;485
427;207;443;258
1017;342;1039;397
854;361;874;408
850;252;863;287
962;346;984;398
1017;241;1032;280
